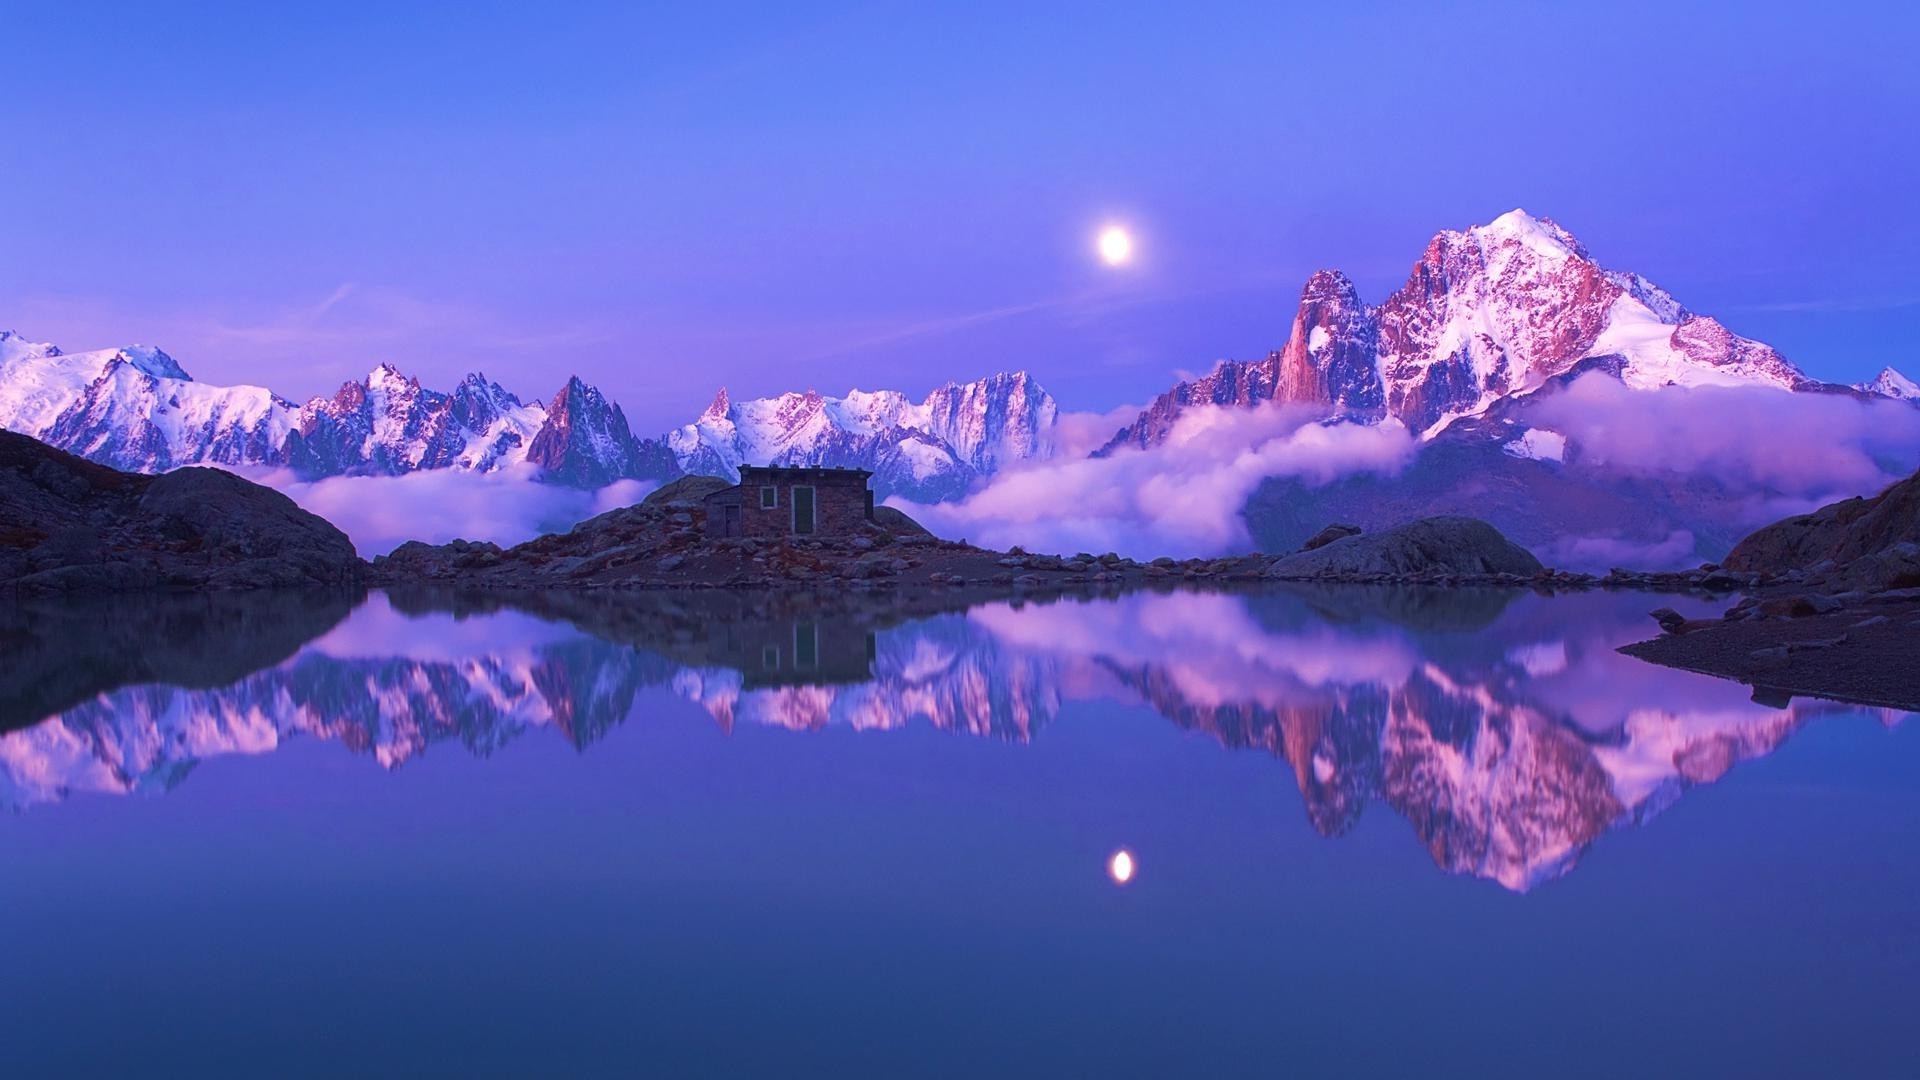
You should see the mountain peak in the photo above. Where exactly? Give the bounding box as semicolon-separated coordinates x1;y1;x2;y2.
1468;208;1586;260
1859;367;1920;401
112;345;192;382
703;387;731;419
367;362;416;390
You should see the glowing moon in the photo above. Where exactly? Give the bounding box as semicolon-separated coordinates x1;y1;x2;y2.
1097;225;1133;266
1107;848;1136;885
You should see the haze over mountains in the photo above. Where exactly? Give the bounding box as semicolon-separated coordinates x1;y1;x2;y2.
4;211;1916;564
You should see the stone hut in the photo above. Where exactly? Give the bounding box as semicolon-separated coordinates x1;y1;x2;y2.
703;465;876;539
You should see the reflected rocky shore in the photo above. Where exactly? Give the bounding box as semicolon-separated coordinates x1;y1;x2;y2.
1;585;1902;891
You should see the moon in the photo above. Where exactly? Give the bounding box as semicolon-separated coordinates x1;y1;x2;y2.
1107;848;1136;885
1097;225;1133;266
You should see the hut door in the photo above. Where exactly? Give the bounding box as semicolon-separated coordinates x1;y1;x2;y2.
723;504;741;537
792;486;816;535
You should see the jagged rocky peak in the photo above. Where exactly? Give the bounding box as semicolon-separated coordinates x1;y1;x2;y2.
1858;367;1920;401
526;374;678;487
1104;208;1821;450
366;361;421;393
663;371;1058;502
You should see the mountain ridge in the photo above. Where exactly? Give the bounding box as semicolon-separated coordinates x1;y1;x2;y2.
1099;209;1848;454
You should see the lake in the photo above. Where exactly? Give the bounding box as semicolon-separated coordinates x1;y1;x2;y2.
2;585;1915;1078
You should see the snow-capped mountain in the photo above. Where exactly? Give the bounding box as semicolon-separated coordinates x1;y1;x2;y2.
1102;210;1827;451
0;331;679;487
1857;367;1920;402
1;329;1055;498
665;371;1057;501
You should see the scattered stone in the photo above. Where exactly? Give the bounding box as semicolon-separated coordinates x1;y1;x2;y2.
1300;523;1362;552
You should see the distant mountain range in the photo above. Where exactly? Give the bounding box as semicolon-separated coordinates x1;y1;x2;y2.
0;330;1056;501
3;209;1915;546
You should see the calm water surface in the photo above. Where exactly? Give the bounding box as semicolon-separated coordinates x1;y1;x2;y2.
2;585;1916;1078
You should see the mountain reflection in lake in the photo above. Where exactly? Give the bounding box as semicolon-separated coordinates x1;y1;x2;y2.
2;585;1904;892
5;584;1918;1078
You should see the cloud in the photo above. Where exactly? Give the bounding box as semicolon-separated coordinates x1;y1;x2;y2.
234;465;654;557
1534;530;1701;573
895;403;1416;558
1050;403;1146;459
1533;374;1920;499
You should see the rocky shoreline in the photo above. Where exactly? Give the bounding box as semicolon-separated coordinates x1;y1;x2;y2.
1619;468;1920;711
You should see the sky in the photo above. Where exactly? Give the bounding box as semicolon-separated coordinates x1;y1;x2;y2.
3;0;1917;432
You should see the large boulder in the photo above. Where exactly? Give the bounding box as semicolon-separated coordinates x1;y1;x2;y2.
0;430;365;593
1724;468;1920;584
872;504;932;537
1300;523;1362;552
641;474;735;509
1267;515;1544;579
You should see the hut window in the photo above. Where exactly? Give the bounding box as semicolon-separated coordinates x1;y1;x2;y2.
759;486;777;509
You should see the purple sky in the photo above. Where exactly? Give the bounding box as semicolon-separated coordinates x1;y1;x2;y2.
5;2;1916;431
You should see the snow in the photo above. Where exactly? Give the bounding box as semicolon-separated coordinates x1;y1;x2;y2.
895;436;953;481
661;373;1055;494
1308;326;1330;354
1502;427;1567;463
1473;208;1581;262
1858;367;1920;401
1590;298;1799;392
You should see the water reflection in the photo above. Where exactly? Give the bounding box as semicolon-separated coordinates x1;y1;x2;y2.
1;585;1901;891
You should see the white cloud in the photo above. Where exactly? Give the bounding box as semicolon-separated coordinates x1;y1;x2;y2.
895;403;1416;558
233;464;654;557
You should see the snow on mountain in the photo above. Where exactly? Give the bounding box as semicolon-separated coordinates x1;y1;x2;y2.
666;371;1057;500
1;329;1053;498
0;333;675;487
1103;209;1824;451
526;376;678;487
1857;367;1920;401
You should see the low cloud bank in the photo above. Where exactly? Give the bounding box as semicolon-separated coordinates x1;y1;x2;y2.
237;465;654;557
904;376;1920;565
1051;404;1146;458
1534;530;1702;573
896;404;1417;558
1536;375;1920;499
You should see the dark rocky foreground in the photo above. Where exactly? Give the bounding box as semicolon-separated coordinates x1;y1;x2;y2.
1;430;364;593
1621;467;1920;711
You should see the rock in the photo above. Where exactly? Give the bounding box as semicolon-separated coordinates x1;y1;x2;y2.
1757;594;1842;618
850;536;874;551
1725;467;1920;588
657;554;685;571
1267;516;1544;580
1650;608;1689;635
639;474;734;509
1749;645;1791;667
1300;523;1362;552
871;505;933;537
0;431;364;593
1697;569;1752;592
